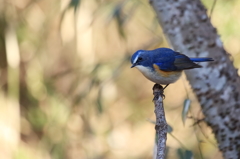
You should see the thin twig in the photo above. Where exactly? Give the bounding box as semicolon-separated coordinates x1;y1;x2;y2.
209;0;217;20
152;84;167;159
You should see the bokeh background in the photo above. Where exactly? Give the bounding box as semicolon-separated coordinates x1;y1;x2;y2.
0;0;239;159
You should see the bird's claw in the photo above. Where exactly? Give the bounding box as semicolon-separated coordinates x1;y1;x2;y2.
152;84;165;101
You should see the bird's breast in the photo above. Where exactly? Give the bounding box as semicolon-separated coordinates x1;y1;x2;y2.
135;65;182;85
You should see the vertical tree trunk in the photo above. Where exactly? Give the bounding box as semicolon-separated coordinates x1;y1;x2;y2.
150;0;240;158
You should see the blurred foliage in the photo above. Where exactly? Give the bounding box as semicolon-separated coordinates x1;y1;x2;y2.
182;99;191;125
177;149;193;159
0;0;239;159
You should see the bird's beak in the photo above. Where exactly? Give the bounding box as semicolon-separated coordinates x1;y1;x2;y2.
131;63;136;68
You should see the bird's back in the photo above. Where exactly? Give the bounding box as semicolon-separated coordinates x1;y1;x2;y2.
150;48;200;71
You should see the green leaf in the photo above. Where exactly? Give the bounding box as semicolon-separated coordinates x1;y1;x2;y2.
167;124;173;133
185;150;193;159
177;149;193;159
96;87;103;113
69;0;81;12
182;99;191;125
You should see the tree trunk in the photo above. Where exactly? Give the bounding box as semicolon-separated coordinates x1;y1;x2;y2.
150;0;240;158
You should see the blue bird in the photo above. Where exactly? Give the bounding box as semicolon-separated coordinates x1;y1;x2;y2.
131;48;213;88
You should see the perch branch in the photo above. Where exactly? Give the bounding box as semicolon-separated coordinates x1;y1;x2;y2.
152;84;167;159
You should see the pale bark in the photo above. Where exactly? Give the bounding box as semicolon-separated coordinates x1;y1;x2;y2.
150;0;240;158
153;84;167;159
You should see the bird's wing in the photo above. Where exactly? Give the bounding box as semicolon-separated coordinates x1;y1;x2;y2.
153;51;178;71
173;53;201;70
154;52;201;71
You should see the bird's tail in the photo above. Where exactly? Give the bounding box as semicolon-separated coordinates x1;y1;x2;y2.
190;58;214;62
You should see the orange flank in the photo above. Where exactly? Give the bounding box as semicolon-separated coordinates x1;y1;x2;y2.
153;64;180;77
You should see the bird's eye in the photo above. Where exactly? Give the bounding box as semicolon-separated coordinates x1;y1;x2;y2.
138;57;143;61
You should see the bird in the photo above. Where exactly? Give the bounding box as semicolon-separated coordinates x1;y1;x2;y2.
131;48;214;89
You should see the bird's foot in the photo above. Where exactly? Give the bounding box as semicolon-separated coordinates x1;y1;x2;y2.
152;84;165;101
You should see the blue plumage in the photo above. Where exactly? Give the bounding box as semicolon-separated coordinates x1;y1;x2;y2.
131;48;213;71
130;48;214;85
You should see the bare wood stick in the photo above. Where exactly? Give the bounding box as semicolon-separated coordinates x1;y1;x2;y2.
152;84;167;159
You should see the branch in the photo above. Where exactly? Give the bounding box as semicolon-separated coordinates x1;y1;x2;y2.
152;84;167;159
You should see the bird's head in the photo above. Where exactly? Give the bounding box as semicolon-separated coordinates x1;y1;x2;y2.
131;50;151;68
